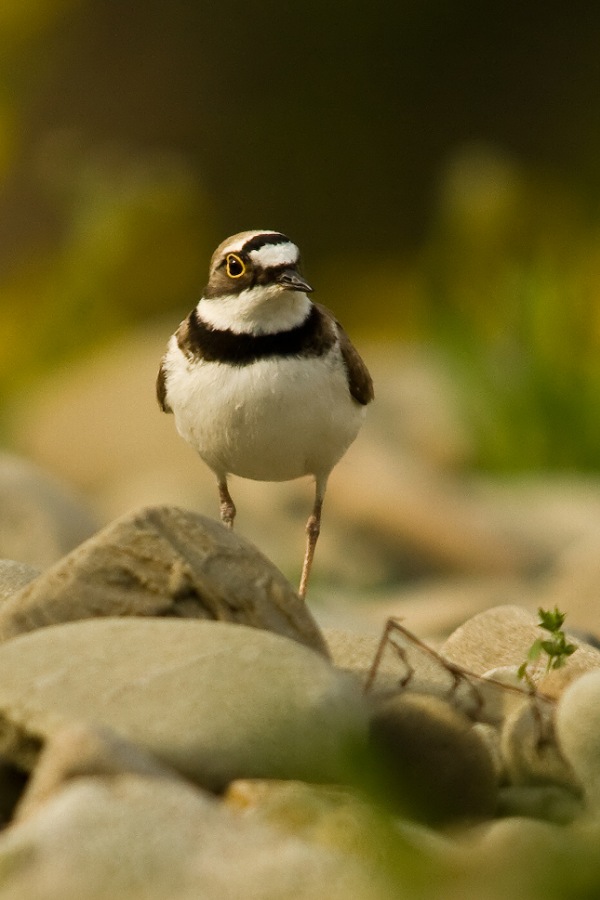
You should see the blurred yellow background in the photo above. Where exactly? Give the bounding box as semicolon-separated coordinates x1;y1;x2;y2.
2;0;600;472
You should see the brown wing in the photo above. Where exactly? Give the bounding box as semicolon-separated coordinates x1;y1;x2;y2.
315;303;374;406
156;359;172;413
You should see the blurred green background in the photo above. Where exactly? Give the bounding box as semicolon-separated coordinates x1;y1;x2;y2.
2;0;600;471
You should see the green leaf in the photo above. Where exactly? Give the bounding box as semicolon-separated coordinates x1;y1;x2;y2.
527;638;544;662
520;608;577;686
541;639;560;657
537;607;565;633
551;655;567;670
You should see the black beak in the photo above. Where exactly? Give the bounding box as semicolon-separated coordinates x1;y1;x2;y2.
276;268;314;293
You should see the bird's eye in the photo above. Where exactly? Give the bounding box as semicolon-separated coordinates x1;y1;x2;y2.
225;253;246;278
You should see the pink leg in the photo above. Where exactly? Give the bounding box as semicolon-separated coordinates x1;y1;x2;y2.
298;481;326;599
218;479;236;529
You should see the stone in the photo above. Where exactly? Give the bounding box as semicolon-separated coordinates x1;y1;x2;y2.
0;505;327;654
482;665;523;689
540;528;600;638
441;606;542;673
441;605;600;697
0;774;395;900
462;816;575;891
469;476;600;571
0;560;39;603
364;344;475;471
324;628;392;690
472;723;504;780
497;785;583;824
501;698;580;792
555;670;600;812
322;575;535;646
325;625;505;718
0;761;27;825
225;779;394;863
369;693;497;824
333;620;511;726
15;722;186;822
0;618;367;790
330;443;542;578
0;454;97;569
12;326;203;501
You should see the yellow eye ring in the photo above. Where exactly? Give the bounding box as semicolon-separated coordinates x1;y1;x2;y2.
226;253;246;279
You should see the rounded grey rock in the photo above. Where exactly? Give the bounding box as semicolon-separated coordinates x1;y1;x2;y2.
0;560;40;603
497;784;583;824
0;618;367;789
0;454;97;569
441;605;600;697
0;774;392;900
501;698;579;792
0;504;327;655
555;670;600;811
369;693;497;824
15;722;187;822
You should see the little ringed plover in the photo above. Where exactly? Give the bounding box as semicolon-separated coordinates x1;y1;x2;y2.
157;230;373;598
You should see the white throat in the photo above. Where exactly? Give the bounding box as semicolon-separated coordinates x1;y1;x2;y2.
196;287;312;335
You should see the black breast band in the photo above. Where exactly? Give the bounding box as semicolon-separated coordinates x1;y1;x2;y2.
179;304;336;365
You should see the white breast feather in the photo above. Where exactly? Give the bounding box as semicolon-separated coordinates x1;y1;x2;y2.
162;337;365;483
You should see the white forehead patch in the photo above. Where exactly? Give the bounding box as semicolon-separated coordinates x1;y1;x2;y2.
249;242;299;269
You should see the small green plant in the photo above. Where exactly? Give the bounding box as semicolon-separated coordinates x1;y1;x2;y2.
517;607;577;689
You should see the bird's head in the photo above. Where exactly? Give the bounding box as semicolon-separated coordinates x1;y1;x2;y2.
199;231;314;334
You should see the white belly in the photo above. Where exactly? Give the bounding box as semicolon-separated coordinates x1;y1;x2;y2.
164;341;365;482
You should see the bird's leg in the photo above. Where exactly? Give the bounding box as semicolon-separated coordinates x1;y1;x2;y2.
217;478;236;529
299;482;325;600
